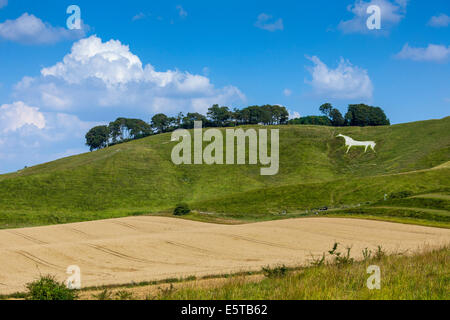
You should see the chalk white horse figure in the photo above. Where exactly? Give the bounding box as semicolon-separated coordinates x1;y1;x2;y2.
337;134;376;153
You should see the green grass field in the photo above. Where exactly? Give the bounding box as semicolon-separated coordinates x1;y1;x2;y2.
0;117;449;229
156;246;449;300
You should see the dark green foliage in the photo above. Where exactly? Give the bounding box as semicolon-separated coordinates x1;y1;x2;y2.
207;104;233;127
262;265;289;278
151;113;171;133
109;118;152;142
288;116;331;126
86;104;290;149
181;112;209;129
85;125;110;151
293;103;389;127
388;191;413;199
329;108;345;126
26;275;78;300
345;104;390;126
174;203;191;216
319;103;333;117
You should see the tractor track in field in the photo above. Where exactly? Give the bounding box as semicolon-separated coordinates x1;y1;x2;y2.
0;216;449;295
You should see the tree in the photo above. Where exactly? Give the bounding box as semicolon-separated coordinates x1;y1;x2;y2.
319;103;333;117
272;105;289;124
108;118;152;142
207;104;232;127
151;113;170;133
85;125;109;151
182;112;208;129
329;109;345;127
126;118;152;138
108;118;127;143
288;116;331;126
345;104;390;127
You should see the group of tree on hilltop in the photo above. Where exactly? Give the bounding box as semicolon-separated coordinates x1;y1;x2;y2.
288;103;390;127
85;104;289;151
85;103;390;151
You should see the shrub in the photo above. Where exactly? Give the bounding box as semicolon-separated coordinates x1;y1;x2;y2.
262;265;289;278
174;203;191;216
388;191;413;199
26;275;78;300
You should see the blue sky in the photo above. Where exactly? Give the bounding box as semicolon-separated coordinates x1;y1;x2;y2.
0;0;449;173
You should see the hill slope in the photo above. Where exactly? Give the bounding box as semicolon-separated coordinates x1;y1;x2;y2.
0;117;449;228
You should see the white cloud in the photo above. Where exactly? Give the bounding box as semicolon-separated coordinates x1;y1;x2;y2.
288;110;300;120
41;36;144;85
0;0;7;9
306;56;373;99
0;13;86;44
283;89;292;97
338;0;407;34
132;12;147;21
0;101;45;133
395;44;450;62
176;5;188;18
428;14;450;28
0;101;100;172
14;35;245;114
254;13;284;32
2;35;245;172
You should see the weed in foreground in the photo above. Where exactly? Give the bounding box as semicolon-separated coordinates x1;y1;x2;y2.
115;290;134;300
262;265;289;278
26;275;78;300
93;289;113;300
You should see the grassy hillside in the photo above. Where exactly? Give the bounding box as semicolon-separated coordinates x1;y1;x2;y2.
0;117;449;228
156;246;450;300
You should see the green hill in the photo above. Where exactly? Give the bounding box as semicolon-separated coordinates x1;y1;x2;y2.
0;117;449;229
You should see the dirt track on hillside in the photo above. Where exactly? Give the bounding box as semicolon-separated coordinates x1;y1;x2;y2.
0;217;449;295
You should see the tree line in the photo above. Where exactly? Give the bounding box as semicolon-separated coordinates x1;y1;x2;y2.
85;103;389;151
85;104;289;151
288;103;390;127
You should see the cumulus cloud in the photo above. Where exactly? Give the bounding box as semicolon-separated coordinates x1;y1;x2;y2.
306;56;373;99
13;35;245;114
2;35;244;172
288;110;300;119
395;44;450;62
0;101;100;172
0;13;86;44
0;101;45;133
40;36;145;85
254;13;284;32
0;0;7;9
338;0;407;34
428;14;450;28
